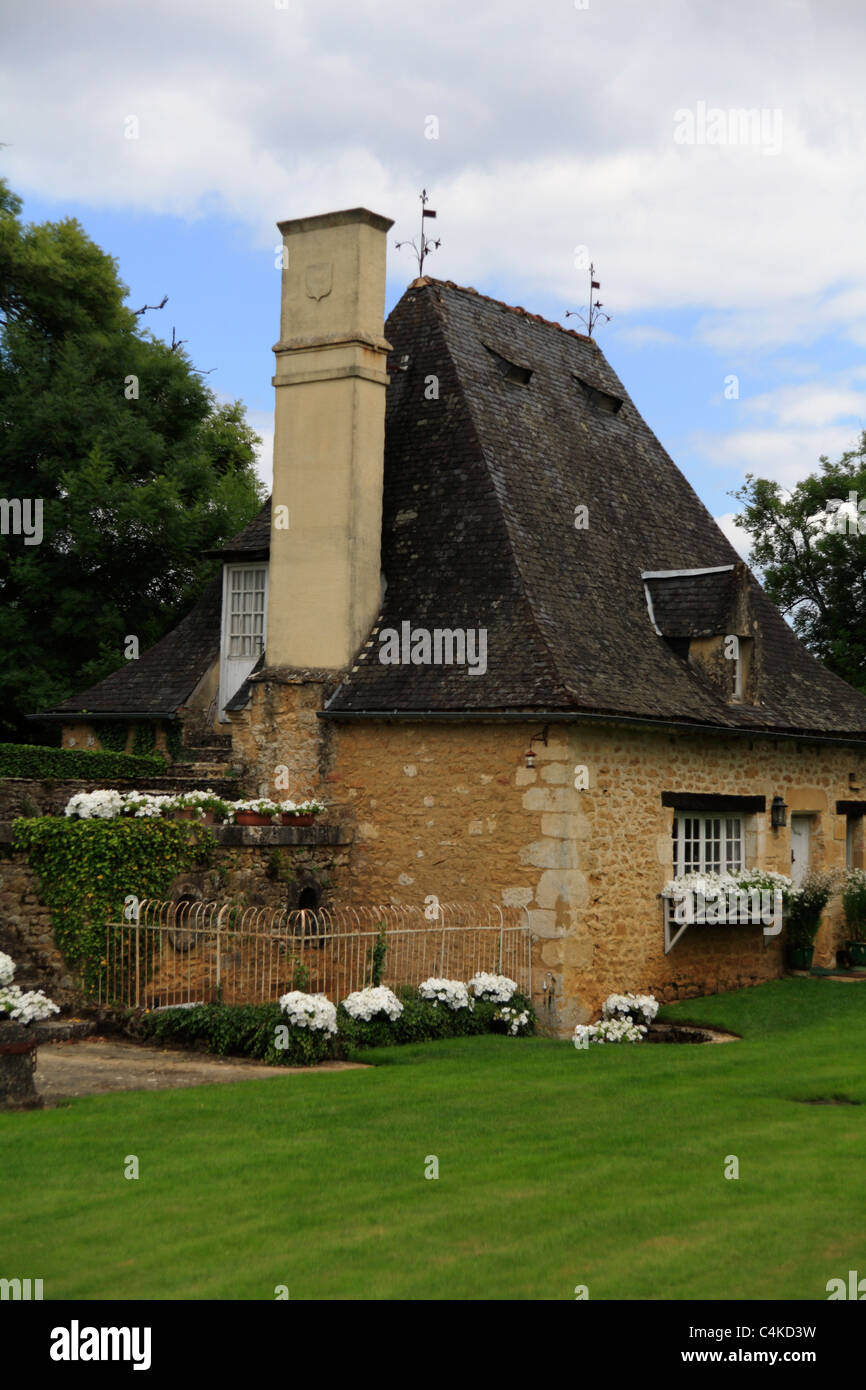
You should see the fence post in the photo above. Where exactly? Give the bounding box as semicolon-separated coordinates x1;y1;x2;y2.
216;903;229;1002
134;912;140;1010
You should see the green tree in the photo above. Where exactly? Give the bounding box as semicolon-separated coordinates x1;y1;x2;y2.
0;179;265;737
733;431;866;691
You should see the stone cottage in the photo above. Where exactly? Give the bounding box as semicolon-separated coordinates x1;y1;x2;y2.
40;206;866;1031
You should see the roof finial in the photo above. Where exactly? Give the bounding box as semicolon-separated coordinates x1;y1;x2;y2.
395;189;441;277
566;262;611;337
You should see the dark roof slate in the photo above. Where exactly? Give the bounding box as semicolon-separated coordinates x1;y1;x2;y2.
645;568;739;639
325;278;866;737
210;497;272;560
42;275;866;739
43;574;222;719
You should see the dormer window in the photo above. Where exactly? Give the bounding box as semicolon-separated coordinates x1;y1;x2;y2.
483;344;533;384
643;564;757;705
573;374;622;415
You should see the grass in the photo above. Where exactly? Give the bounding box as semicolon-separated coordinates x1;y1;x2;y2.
2;978;865;1300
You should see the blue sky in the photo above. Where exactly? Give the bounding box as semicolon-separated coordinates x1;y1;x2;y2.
3;0;866;558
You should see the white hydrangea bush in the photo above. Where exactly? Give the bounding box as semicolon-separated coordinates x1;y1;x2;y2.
341;986;403;1022
418;977;473;1011
64;789;126;819
278;990;337;1034
495;1005;531;1036
469;972;518;1003
574;991;660;1048
602;993;659;1025
0;954;60;1025
574;1017;647;1047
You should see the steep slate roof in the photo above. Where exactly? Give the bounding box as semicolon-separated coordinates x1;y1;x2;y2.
324;278;866;737
41;275;866;739
39;572;224;721
39;504;273;720
209;497;271;561
644;568;739;639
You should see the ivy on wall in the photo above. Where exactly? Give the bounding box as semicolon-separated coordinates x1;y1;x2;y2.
12;817;214;993
95;724;130;755
132;723;156;759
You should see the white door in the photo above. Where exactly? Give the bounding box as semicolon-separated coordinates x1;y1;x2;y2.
218;563;269;721
790;815;810;888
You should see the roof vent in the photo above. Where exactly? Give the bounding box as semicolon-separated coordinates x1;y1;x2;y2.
484;344;533;385
574;374;622;415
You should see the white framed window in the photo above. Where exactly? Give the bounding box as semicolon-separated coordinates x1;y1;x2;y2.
226;565;267;659
672;813;743;876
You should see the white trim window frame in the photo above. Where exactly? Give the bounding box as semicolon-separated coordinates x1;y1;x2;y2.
672;812;744;877
218;562;269;721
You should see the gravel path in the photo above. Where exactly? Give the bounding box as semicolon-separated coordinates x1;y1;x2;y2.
33;1038;365;1102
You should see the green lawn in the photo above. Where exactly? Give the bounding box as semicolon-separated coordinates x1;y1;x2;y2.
2;979;865;1300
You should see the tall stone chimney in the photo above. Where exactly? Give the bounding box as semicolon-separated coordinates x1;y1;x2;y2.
266;207;393;670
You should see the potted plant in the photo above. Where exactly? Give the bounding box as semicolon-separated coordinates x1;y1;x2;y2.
783;869;836;970
173;791;228;825
0;952;59;1110
841;868;866;966
231;798;280;826
279;798;325;827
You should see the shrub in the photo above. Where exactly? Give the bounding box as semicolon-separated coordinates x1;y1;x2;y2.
842;869;866;942
340;986;403;1022
130;988;536;1065
418;977;473;1011
0;743;165;780
784;869;837;948
0;953;59;1024
469;972;518;1003
134;1002;335;1067
573;992;660;1047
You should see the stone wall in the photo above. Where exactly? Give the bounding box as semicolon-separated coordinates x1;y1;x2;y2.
0;824;352;1012
321;717;866;1033
0;851;82;1009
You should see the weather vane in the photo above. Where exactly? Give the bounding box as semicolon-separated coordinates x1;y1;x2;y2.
395;189;441;277
566;262;611;337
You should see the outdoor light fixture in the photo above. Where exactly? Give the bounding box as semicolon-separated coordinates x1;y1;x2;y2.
524;726;549;768
771;795;788;830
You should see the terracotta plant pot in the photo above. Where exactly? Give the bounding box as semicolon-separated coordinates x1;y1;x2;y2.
236;811;275;826
281;813;316;827
172;808;196;821
0;1024;43;1110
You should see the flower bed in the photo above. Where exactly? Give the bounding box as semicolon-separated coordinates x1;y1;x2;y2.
131;981;536;1064
574;992;659;1047
62;789;326;825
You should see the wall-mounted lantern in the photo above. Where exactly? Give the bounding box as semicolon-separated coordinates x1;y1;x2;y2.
524;726;549;769
771;795;788;830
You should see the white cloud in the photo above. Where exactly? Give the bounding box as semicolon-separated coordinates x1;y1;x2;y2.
692;425;862;489
714;512;753;563
1;0;865;346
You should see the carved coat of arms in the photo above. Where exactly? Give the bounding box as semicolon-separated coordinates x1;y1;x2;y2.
305;262;333;301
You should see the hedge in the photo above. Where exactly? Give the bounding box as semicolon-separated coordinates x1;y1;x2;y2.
130;988;536;1066
0;742;166;781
